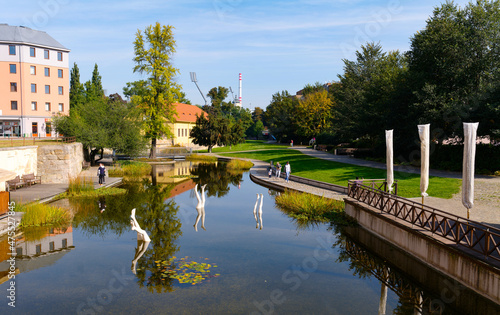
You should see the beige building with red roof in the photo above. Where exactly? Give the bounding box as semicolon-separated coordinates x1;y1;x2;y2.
168;102;206;146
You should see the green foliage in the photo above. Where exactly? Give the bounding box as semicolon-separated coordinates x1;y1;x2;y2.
430;144;500;174
69;63;85;109
85;63;104;102
132;22;182;158
190;111;245;152
54;97;146;162
18;203;71;227
264;90;299;142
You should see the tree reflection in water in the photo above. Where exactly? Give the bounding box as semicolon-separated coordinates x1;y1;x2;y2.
190;162;243;198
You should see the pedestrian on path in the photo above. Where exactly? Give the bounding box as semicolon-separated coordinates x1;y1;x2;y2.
285;161;291;182
97;163;106;186
276;162;282;179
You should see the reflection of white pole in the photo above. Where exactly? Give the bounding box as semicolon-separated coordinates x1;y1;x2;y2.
194;184;207;231
378;268;389;315
258;193;263;230
462;122;479;219
253;194;260;228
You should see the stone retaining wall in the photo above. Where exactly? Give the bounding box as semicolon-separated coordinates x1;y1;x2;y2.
37;143;83;184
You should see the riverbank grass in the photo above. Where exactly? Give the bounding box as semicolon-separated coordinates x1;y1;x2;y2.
108;161;152;177
226;159;253;170
18;203;70;227
275;190;351;224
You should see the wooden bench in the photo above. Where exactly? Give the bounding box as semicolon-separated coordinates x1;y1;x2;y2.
317;145;328;151
22;173;42;186
6;176;24;191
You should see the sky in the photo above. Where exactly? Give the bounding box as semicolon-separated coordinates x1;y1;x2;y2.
3;0;472;111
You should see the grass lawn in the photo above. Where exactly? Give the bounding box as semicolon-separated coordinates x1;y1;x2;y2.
221;149;461;199
195;140;287;153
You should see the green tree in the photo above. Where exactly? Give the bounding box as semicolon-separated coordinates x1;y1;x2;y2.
334;43;407;148
264;90;299;142
69;63;85;109
84;63;104;102
132;22;182;158
54;98;146;163
407;0;500;140
252;107;264;122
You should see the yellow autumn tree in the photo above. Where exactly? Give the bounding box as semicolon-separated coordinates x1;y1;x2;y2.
294;89;334;139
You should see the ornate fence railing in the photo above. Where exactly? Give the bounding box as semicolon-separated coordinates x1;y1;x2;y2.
347;181;500;264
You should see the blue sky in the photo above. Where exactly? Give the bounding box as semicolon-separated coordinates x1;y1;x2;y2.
3;0;471;110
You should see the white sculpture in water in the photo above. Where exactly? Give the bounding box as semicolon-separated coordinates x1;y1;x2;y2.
253;194;264;230
130;208;150;274
194;184;207;231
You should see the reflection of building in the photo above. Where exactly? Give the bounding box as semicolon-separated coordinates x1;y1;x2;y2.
151;160;203;184
0;226;74;285
168;103;206;146
0;24;70;137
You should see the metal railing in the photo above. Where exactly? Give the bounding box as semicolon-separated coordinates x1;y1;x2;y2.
347;181;500;264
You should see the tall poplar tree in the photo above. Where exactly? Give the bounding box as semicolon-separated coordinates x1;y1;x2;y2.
69;63;85;109
132;22;181;158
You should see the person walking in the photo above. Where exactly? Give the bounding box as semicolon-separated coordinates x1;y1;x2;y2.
285;161;291;183
276;162;282;180
97;163;106;186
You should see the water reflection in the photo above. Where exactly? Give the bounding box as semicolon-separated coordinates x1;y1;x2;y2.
332;224;500;315
0;225;74;285
190;162;243;198
253;194;263;230
193;184;207;231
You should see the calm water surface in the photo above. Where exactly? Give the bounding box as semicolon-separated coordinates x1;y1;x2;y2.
0;162;496;314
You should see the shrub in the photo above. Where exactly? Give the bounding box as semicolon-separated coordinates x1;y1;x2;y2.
226;159;253;170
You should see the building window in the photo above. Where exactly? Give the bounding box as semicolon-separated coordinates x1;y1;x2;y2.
58;86;63;95
9;45;16;55
31;101;37;111
30;65;36;75
178;129;180;137
31;84;37;93
62;238;67;248
10;82;17;92
32;122;38;135
45;102;51;111
49;241;55;251
44;49;49;59
30;47;36;57
11;101;18;110
44;67;50;77
45;85;50;94
36;244;41;254
58;103;64;112
16;247;22;257
57;52;63;61
10;64;16;74
58;69;63;78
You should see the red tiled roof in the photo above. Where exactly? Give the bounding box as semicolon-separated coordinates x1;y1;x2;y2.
174;103;206;123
